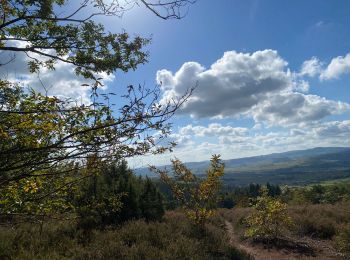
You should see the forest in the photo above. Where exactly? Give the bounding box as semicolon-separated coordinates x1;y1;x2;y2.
1;1;350;259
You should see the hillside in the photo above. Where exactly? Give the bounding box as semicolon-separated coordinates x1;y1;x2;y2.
136;147;350;186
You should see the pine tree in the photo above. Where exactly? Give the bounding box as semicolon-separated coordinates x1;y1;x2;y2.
139;177;165;222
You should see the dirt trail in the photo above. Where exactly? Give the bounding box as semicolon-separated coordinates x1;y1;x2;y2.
225;220;341;260
225;220;259;258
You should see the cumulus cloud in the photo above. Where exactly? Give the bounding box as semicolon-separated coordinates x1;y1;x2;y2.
0;41;114;103
157;50;294;118
320;53;350;80
297;53;350;81
251;92;349;126
218;135;250;145
300;57;323;77
179;123;248;137
157;50;349;126
313;120;350;137
168;133;193;147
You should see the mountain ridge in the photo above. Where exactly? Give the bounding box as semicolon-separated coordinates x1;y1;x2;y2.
135;147;350;186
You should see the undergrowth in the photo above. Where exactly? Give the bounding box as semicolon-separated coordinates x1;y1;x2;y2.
0;211;250;260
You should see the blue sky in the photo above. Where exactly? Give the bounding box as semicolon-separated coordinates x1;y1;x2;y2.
2;0;350;167
111;0;350;167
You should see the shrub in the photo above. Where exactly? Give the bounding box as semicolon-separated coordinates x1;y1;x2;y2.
288;203;350;239
245;188;293;241
297;218;336;239
334;225;350;256
0;211;251;259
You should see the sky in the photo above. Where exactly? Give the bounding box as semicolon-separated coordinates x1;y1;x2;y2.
2;0;350;168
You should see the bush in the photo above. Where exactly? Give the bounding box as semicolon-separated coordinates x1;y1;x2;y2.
245;188;293;241
334;225;350;256
0;228;16;259
297;218;336;239
289;203;350;239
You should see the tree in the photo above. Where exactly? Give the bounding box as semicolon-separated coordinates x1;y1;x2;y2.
139;177;165;222
0;81;191;185
74;159;164;228
74;159;127;229
0;0;196;78
0;81;192;218
150;155;225;226
0;0;195;217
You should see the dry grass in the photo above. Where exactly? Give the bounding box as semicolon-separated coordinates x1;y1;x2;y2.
288;202;350;239
0;211;250;260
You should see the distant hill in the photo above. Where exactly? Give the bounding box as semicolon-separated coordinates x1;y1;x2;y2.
135;147;350;186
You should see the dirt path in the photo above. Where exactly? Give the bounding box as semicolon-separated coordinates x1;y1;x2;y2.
225;220;341;260
225;220;259;258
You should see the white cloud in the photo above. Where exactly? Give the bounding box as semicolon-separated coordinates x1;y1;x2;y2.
251;92;349;126
157;50;348;126
129;119;350;167
179;123;248;137
300;57;323;77
158;50;294;118
168;133;193;147
320;53;350;80
313;120;350;137
292;78;309;92
218;135;250;145
176;121;350;162
297;53;350;81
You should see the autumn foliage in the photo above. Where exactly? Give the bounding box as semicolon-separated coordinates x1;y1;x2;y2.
245;187;293;241
151;155;224;226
